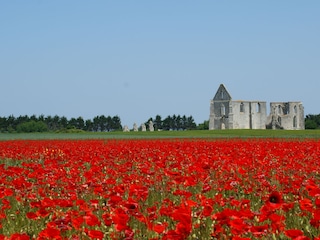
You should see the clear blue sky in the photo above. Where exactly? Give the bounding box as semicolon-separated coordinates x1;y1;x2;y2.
1;1;319;127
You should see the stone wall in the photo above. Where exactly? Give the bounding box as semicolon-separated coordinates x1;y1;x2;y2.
266;102;305;130
231;101;267;129
209;100;232;130
209;84;304;130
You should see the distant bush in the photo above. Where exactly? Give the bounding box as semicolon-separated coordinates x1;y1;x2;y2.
16;121;48;133
305;115;319;129
197;120;209;130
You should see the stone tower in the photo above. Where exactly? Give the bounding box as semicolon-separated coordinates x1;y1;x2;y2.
209;84;232;130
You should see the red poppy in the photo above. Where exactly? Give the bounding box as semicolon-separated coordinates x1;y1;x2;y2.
26;212;38;220
9;233;30;240
152;222;168;234
102;212;112;226
268;191;283;204
299;198;313;212
38;227;61;239
84;213;101;227
310;209;320;228
37;208;50;218
269;213;285;232
71;216;84;230
112;208;130;231
250;224;269;237
87;229;104;239
2;138;320;238
285;229;304;239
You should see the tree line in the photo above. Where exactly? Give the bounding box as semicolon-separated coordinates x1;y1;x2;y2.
144;114;198;131
0;114;206;133
0;115;122;133
5;113;318;132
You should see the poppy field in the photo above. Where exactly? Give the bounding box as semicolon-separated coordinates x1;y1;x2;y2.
0;139;320;239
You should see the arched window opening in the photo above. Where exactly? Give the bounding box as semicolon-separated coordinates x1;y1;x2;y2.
278;116;281;126
240;102;244;113
256;103;261;113
294;105;297;114
278;105;282;115
221;91;224;99
293;116;297;128
221;104;225;116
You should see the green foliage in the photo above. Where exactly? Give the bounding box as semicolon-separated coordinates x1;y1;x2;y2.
305;114;320;129
305;119;318;129
0;114;122;133
197;120;209;130
16;121;48;133
146;114;197;131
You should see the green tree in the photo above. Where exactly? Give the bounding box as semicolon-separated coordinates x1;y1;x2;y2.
176;115;182;130
92;116;100;132
305;114;319;129
181;115;187;130
85;119;93;131
30;114;37;122
106;116;112;131
38;114;45;122
68;118;78;129
0;117;6;132
197;120;209;130
186;116;196;130
76;117;85;130
17;121;48;133
16;115;29;126
6;115;16;132
60;116;68;129
45;115;53;130
52;115;60;130
154;115;162;130
99;115;107;132
111;116;122;131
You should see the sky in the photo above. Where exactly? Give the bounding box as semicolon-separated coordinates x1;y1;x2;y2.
1;1;319;127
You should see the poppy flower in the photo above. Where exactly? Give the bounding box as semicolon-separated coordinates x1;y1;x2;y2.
8;233;30;240
250;224;269;236
26;212;38;220
268;191;283;204
87;230;104;239
299;198;313;212
84;214;101;227
285;229;304;239
153;222;168;234
38;227;61;239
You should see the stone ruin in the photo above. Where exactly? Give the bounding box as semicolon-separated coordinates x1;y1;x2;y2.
123;125;129;132
149;120;154;132
209;84;305;130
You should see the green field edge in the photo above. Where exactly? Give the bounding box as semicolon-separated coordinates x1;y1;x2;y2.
1;129;320;140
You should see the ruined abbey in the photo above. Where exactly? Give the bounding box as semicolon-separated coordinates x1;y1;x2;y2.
209;84;305;130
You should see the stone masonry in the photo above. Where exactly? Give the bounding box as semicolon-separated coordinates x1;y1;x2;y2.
209;84;305;130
